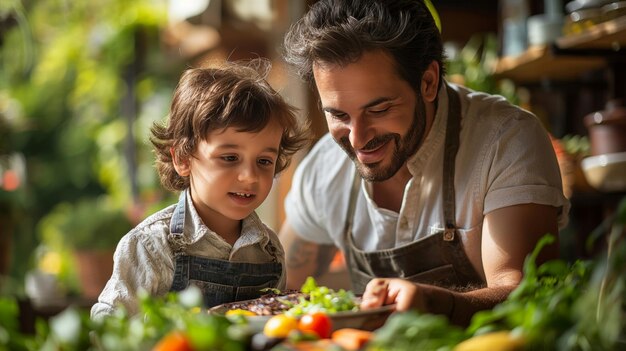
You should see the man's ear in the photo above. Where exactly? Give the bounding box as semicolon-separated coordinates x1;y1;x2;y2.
421;60;440;103
171;147;190;176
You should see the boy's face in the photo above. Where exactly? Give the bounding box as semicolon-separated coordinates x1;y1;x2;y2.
175;119;282;232
313;50;427;182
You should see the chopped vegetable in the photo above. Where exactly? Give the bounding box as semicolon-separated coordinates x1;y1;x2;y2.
152;331;193;351
331;328;373;350
286;277;358;316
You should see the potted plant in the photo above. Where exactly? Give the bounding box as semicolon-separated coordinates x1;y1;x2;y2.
38;196;133;300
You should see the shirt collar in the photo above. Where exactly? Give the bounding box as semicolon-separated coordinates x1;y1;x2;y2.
183;188;271;248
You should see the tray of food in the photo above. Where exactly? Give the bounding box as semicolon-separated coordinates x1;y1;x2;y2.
209;278;395;333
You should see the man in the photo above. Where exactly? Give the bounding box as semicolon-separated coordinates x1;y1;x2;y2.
279;0;569;325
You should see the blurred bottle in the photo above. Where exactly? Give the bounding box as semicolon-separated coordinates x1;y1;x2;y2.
500;0;530;56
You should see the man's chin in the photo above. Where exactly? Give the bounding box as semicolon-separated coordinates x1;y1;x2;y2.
355;162;394;182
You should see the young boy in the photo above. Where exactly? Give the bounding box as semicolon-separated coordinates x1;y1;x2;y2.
91;59;309;319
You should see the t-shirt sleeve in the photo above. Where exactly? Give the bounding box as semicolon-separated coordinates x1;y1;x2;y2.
482;109;570;228
283;138;335;245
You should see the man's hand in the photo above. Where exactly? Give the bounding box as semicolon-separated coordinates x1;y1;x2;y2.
361;278;427;312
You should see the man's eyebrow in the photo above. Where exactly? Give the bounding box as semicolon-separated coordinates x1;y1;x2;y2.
321;97;394;113
360;97;393;109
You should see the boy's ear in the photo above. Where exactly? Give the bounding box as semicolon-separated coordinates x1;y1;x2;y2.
171;147;190;176
420;60;440;103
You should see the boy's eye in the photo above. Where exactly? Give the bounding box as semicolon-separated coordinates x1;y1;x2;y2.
221;155;238;162
258;158;274;166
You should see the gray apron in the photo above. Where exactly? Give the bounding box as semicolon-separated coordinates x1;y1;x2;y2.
343;84;485;294
168;191;282;307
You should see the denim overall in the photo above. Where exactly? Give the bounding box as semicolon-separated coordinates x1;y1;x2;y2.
168;192;282;307
344;84;485;294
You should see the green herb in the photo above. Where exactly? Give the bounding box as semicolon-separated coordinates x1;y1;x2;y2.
286;277;358;316
368;311;466;351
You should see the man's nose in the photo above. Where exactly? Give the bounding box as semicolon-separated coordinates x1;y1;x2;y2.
348;117;373;150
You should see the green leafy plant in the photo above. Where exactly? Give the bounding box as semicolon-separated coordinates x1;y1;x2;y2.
0;0;177;282
21;287;249;351
0;297;33;351
467;197;626;350
368;311;466;351
39;196;132;252
560;134;591;160
446;33;518;104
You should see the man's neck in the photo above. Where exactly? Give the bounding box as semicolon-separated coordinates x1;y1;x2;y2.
371;165;412;213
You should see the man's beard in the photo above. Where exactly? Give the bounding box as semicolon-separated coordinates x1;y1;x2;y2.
338;100;427;182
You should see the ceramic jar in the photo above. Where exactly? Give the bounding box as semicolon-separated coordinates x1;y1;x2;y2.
584;99;626;155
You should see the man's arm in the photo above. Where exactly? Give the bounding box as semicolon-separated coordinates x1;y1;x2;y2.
362;203;559;326
279;222;338;290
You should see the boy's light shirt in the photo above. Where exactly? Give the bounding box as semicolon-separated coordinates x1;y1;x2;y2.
91;189;285;319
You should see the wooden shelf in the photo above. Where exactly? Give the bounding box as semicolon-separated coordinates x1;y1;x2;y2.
494;45;605;83
495;16;626;83
557;16;626;50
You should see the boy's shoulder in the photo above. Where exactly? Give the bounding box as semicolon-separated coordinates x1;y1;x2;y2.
125;203;177;241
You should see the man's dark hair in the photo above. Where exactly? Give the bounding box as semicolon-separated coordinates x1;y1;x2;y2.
283;0;445;92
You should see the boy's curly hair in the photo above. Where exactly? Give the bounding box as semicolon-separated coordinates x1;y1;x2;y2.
150;59;310;192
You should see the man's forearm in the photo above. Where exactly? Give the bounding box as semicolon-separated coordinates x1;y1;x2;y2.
282;228;338;289
425;284;516;326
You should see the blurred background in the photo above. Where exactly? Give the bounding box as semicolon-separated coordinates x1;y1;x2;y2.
1;0;625;325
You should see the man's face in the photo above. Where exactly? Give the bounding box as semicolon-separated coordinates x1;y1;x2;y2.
313;51;427;181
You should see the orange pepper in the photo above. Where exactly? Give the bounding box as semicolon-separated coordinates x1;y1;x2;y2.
152;331;193;351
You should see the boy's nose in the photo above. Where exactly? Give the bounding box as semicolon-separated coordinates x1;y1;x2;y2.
238;164;258;183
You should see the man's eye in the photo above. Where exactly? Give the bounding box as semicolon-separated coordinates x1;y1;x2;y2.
221;155;238;162
370;106;390;114
327;111;348;120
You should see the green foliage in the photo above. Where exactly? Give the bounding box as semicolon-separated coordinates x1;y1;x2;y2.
466;201;626;351
446;33;519;104
20;287;249;351
368;311;466;351
468;236;594;349
0;298;26;351
38;196;132;251
0;0;180;280
560;134;591;159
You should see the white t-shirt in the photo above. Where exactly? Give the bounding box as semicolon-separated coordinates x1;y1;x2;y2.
284;82;569;252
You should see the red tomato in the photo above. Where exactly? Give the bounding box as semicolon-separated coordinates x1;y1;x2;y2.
298;312;333;339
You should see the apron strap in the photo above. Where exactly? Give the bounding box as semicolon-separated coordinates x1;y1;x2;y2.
343;167;361;244
442;83;461;241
